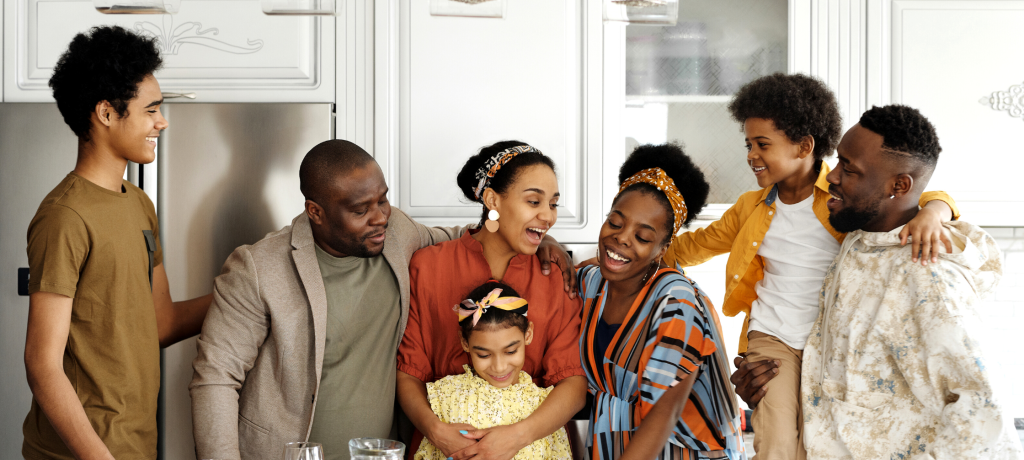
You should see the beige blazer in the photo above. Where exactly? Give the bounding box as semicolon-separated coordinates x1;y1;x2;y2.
190;209;464;460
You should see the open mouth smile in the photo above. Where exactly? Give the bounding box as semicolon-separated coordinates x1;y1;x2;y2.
525;227;548;244
602;247;633;272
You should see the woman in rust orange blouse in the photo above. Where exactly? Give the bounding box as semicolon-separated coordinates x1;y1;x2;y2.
397;141;587;460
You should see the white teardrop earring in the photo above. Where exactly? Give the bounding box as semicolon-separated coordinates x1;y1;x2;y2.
485;209;500;232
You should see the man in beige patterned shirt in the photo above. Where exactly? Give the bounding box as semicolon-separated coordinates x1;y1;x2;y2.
801;105;1023;459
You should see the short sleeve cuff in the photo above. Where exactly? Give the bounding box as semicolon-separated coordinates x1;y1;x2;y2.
542;365;586;387
920;191;960;221
397;361;433;383
28;281;76;299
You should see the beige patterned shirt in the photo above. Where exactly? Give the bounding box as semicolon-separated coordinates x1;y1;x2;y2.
802;221;1022;459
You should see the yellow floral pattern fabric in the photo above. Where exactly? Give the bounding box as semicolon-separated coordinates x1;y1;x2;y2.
413;365;572;460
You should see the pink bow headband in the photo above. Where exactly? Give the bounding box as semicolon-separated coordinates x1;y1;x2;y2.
453;288;529;327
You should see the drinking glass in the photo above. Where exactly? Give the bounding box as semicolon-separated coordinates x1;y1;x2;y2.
283;442;325;460
349;438;405;460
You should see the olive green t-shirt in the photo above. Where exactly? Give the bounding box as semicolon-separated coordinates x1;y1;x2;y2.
308;245;402;460
23;173;163;460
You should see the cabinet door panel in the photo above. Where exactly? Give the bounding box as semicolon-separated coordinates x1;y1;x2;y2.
3;0;333;102
891;0;1024;225
396;0;589;232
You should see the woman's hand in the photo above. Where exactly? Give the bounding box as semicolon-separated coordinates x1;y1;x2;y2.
451;424;528;460
537;236;577;299
426;422;480;458
730;356;779;408
899;201;954;265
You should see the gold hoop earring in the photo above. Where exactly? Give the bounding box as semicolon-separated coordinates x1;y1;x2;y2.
485;209;500;232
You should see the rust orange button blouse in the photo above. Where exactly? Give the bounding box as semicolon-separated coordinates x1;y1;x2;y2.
397;231;584;387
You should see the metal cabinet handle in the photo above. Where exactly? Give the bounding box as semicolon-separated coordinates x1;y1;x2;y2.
161;92;197;100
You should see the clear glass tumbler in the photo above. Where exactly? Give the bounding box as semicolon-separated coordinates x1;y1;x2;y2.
283;442;325;460
348;438;405;460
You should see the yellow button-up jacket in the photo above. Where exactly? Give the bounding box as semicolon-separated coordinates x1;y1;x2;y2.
663;163;959;353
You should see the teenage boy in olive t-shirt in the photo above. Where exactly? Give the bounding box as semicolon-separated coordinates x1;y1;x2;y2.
22;26;212;460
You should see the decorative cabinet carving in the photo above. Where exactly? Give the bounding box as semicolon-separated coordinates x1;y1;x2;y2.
887;0;1024;226
2;0;334;102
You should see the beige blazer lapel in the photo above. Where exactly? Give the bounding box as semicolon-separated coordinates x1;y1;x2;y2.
380;223;408;335
289;213;328;439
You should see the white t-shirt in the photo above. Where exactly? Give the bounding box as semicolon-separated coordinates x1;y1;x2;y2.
748;194;840;350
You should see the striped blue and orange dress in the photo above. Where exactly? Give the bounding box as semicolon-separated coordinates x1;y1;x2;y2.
578;265;745;460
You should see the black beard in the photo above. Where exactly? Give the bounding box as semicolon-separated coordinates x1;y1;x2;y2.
828;198;882;233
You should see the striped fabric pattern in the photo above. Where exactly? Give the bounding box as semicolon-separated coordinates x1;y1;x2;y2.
578;265;745;460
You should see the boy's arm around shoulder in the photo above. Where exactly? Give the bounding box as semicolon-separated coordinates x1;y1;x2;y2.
919;191;960;221
190;245;270;460
663;191;756;268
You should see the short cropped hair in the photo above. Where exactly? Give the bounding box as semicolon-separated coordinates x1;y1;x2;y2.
299;139;375;204
49;26;163;141
858;105;941;167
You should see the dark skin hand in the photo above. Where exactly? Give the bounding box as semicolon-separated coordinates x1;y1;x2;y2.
730;356;780;408
537;238;577;299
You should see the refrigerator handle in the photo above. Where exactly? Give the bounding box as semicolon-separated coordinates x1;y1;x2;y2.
18;268;30;296
161;92;197;100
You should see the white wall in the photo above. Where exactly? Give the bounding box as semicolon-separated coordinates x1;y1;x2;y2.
980;228;1024;419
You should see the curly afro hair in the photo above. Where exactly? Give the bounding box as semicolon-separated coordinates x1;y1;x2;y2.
456;140;556;226
858;105;941;166
615;143;710;243
49;26;163;142
728;73;843;163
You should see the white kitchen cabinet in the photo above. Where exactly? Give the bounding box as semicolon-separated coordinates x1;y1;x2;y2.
792;0;1024;226
882;0;1024;226
3;0;334;103
374;0;606;243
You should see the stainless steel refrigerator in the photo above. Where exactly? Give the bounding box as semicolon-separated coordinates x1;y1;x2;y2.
0;102;335;459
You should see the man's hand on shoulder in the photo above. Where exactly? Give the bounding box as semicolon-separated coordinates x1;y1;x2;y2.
537;235;577;299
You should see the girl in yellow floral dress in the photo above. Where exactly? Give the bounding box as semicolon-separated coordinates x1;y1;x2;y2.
412;280;572;460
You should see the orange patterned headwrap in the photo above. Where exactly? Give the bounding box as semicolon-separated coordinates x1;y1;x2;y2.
617;167;688;234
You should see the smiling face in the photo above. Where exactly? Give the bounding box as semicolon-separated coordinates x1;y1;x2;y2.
483;164;559;255
461;322;534;389
308;161;392;258
105;74;167;165
826;123;891;232
743;117;813;189
598;189;671;284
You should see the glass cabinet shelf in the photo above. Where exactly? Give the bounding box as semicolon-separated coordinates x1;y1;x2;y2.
621;0;788;210
625;95;733;104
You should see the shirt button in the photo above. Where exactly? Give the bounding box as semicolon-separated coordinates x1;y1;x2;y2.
733;274;740;280
769;211;774;216
753;242;758;247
